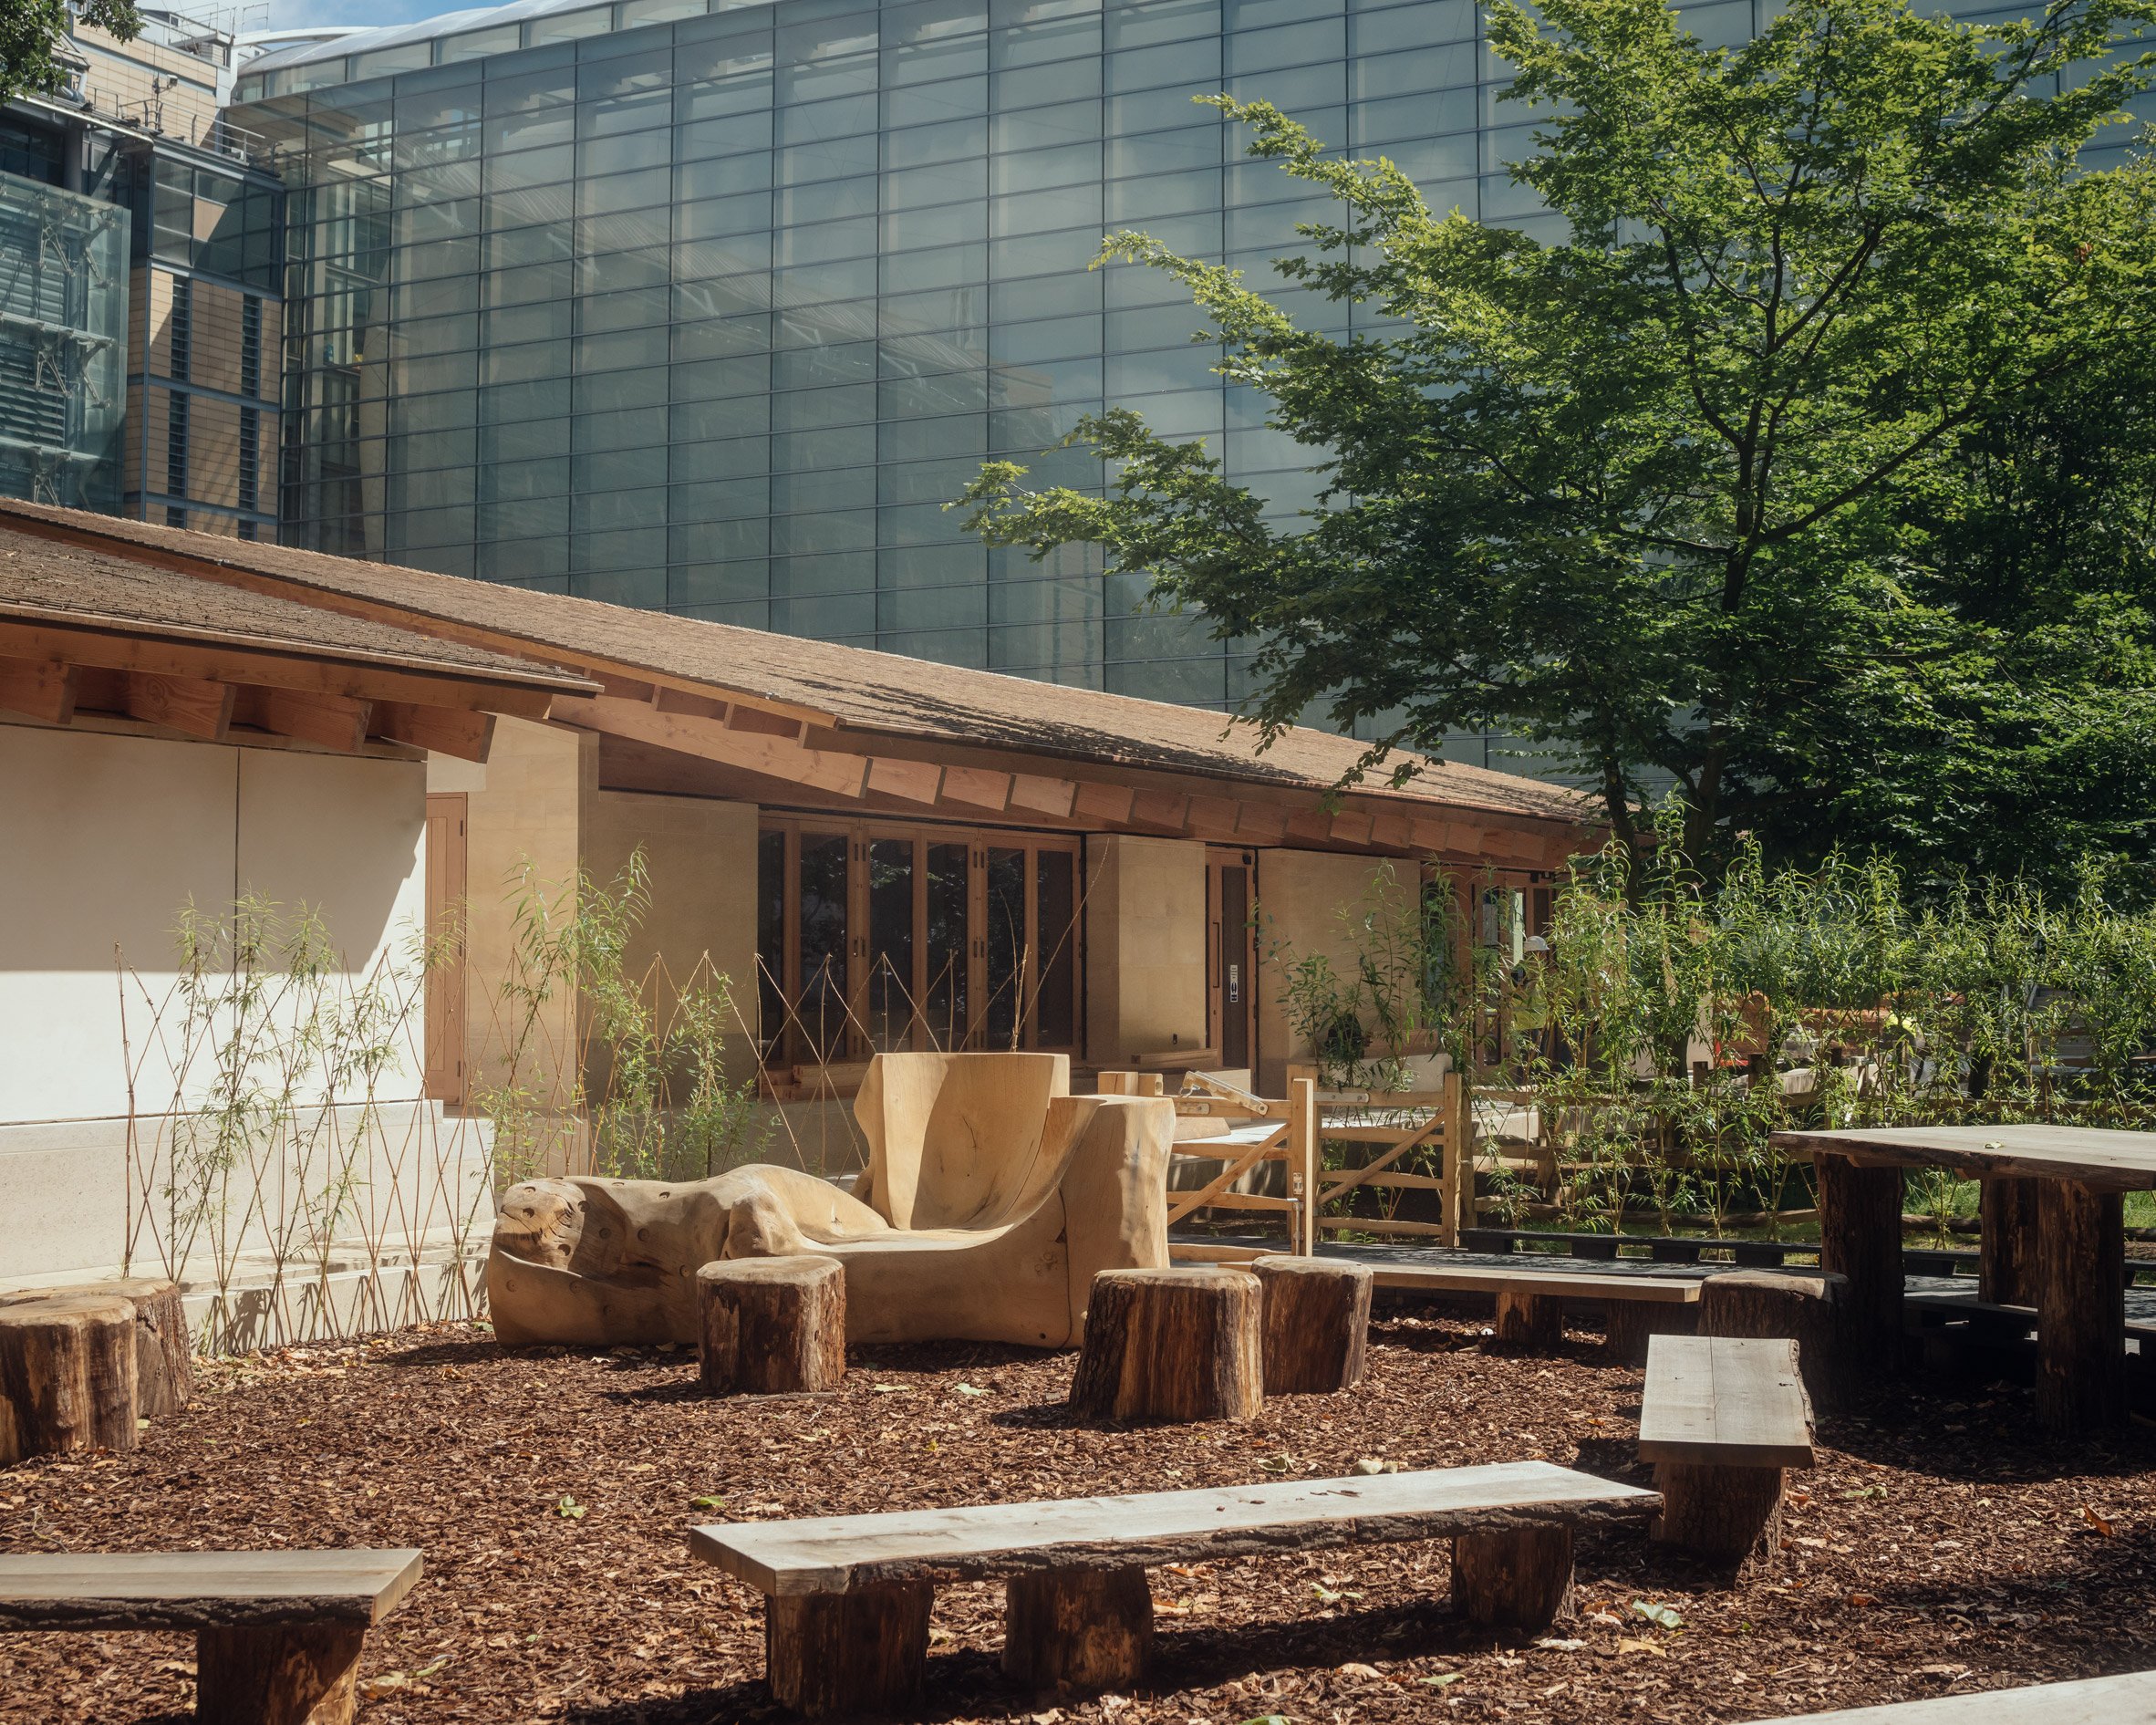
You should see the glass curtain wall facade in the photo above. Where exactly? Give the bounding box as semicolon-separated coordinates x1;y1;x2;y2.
232;0;2145;707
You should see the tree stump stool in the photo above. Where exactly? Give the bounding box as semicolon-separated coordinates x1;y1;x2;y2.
1601;1302;1698;1364
0;1278;191;1420
698;1256;845;1396
1004;1566;1154;1689
766;1583;932;1717
1252;1257;1371;1394
1697;1269;1848;1412
1069;1267;1262;1424
0;1294;139;1465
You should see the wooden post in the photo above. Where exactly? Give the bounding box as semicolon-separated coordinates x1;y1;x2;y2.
766;1585;933;1718
1444;1069;1474;1247
698;1257;845;1396
1003;1566;1153;1689
1069;1268;1264;1424
1979;1177;2040;1306
1813;1153;1905;1368
1652;1461;1787;1569
1251;1257;1371;1394
197;1623;367;1725
1451;1527;1573;1630
1290;1076;1318;1255
1697;1270;1847;1412
2035;1180;2126;1435
0;1294;138;1465
1493;1288;1563;1350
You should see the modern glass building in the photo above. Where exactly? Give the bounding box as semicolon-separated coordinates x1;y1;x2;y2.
230;0;2148;710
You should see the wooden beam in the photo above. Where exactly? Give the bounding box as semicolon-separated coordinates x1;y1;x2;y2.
1368;810;1414;851
1129;788;1189;832
600;675;658;703
372;701;495;763
1285;809;1334;846
1409;818;1451;853
728;704;807;741
257;688;370;753
0;620;560;718
1329;809;1374;846
1073;782;1135;825
866;756;944;805
124;671;233;741
1185;794;1241;841
1235;803;1289;844
941;765;1011;812
1009;774;1078;819
655;685;728;722
555;693;868;797
0;656;78;724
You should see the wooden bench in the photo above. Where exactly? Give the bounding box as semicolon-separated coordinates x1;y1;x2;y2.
1362;1260;1704;1360
691;1460;1659;1716
1748;1668;2156;1721
0;1548;422;1725
1639;1335;1813;1566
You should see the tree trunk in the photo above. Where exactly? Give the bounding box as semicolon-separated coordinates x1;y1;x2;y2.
1813;1154;1904;1369
1492;1288;1561;1350
1003;1566;1153;1690
766;1585;933;1719
197;1623;366;1725
1979;1178;2039;1307
1251;1258;1371;1394
1068;1268;1262;1424
1652;1461;1785;1569
0;1294;138;1465
1451;1527;1573;1631
2035;1181;2125;1435
1601;1300;1697;1366
1697;1270;1847;1412
698;1256;845;1396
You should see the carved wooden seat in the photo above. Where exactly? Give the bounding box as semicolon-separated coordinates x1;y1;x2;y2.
690;1461;1659;1716
1639;1334;1814;1567
0;1548;421;1725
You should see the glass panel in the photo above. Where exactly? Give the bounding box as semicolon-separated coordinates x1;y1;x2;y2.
925;841;969;1049
1036;848;1076;1047
982;846;1026;1049
866;837;917;1049
797;832;851;1062
757;828;785;1061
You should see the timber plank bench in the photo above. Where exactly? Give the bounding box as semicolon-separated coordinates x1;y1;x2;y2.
1639;1335;1813;1566
0;1548;422;1725
1363;1260;1703;1359
690;1460;1659;1717
1748;1667;2156;1721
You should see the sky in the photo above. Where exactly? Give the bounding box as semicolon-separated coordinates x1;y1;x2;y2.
254;0;479;33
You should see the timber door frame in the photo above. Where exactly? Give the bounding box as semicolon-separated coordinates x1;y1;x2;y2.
1207;846;1259;1080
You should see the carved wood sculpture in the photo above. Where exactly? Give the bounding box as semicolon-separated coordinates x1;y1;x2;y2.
1068;1267;1264;1424
486;1053;1175;1350
698;1257;845;1395
0;1293;139;1465
1251;1257;1371;1394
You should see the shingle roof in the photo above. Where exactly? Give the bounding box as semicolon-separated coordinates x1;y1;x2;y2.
0;500;1593;826
0;520;592;693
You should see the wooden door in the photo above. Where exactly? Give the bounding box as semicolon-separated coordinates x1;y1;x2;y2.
1207;848;1257;1076
422;792;468;1105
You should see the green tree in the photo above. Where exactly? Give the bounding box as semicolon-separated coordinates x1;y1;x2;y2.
959;0;2156;881
3;1;141;107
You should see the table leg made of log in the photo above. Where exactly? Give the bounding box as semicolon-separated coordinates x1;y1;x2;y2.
765;1584;935;1718
2034;1180;2126;1436
197;1622;369;1725
1814;1152;1906;1368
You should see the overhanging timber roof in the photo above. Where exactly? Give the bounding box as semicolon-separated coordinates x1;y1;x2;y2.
0;519;596;759
0;500;1595;865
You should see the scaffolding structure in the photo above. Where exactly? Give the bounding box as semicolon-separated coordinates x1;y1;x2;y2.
0;171;129;511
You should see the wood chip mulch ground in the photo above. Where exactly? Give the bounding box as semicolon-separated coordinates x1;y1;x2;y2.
4;1310;2155;1724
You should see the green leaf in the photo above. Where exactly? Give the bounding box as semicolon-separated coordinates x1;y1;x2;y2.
690;1495;727;1511
1631;1599;1684;1629
555;1495;586;1521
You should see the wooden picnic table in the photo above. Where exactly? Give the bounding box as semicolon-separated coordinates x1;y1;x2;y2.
1771;1124;2156;1433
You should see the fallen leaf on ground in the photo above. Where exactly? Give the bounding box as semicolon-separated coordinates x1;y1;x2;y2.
1616;1638;1665;1658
